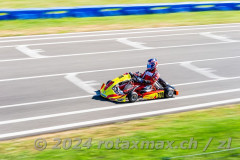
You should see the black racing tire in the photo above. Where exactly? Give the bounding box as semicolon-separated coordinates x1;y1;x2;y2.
165;88;174;98
128;92;138;103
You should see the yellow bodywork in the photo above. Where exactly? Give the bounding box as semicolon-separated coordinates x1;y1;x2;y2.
100;73;131;102
143;90;164;100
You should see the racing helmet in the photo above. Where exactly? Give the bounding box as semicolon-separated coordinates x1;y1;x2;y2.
147;58;158;71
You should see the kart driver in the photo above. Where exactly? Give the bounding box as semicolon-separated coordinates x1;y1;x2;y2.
135;58;168;92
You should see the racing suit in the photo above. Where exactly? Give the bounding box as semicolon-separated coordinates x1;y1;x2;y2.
141;69;160;85
137;69;168;92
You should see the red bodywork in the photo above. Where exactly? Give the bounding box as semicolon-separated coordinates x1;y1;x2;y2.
119;80;163;98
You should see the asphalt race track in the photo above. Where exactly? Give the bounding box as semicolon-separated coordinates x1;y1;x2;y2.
0;23;240;140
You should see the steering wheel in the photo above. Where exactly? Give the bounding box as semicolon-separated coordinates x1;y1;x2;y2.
129;72;138;82
129;72;144;83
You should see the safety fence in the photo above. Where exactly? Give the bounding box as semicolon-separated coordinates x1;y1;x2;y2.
0;1;240;20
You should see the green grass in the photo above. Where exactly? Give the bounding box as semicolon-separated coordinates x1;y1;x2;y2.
0;0;236;9
0;0;240;37
1;11;240;37
0;104;239;160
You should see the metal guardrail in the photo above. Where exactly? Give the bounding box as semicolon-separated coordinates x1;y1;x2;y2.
0;1;240;20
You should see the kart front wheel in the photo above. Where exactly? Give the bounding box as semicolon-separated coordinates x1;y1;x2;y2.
128;92;138;103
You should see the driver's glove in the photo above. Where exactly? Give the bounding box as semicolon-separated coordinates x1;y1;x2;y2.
143;80;151;84
129;72;133;76
135;71;141;77
137;77;144;83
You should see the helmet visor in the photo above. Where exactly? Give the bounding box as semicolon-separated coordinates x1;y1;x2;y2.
147;63;154;70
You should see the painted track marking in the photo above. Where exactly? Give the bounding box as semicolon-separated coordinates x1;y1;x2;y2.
180;62;224;79
0;55;239;83
15;45;45;58
0;98;240;139
199;32;236;42
116;38;152;49
0;95;94;109
0;23;239;40
0;88;240;125
0;76;240;110
0;40;239;63
0;24;240;43
65;73;96;94
1;29;239;48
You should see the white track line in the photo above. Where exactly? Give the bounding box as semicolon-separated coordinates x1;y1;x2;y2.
0;76;240;110
0;88;240;125
0;25;240;43
24;30;240;47
1;29;239;48
0;95;94;109
0;55;239;83
0;48;141;62
1;98;240;139
0;23;239;40
173;76;240;86
180;62;224;79
0;30;239;49
0;46;15;49
65;73;96;94
0;64;145;82
0;41;239;63
15;45;45;58
199;32;236;42
1;23;240;40
116;38;152;49
0;29;239;52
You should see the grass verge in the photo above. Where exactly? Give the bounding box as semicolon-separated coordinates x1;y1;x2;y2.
0;104;239;160
1;11;240;37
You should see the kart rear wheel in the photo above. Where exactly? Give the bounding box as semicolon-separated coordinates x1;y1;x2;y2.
128;92;138;103
165;88;174;98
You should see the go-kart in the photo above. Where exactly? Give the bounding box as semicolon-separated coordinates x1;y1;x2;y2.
100;72;179;103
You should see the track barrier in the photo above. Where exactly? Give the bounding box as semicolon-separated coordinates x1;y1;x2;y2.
0;1;240;20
